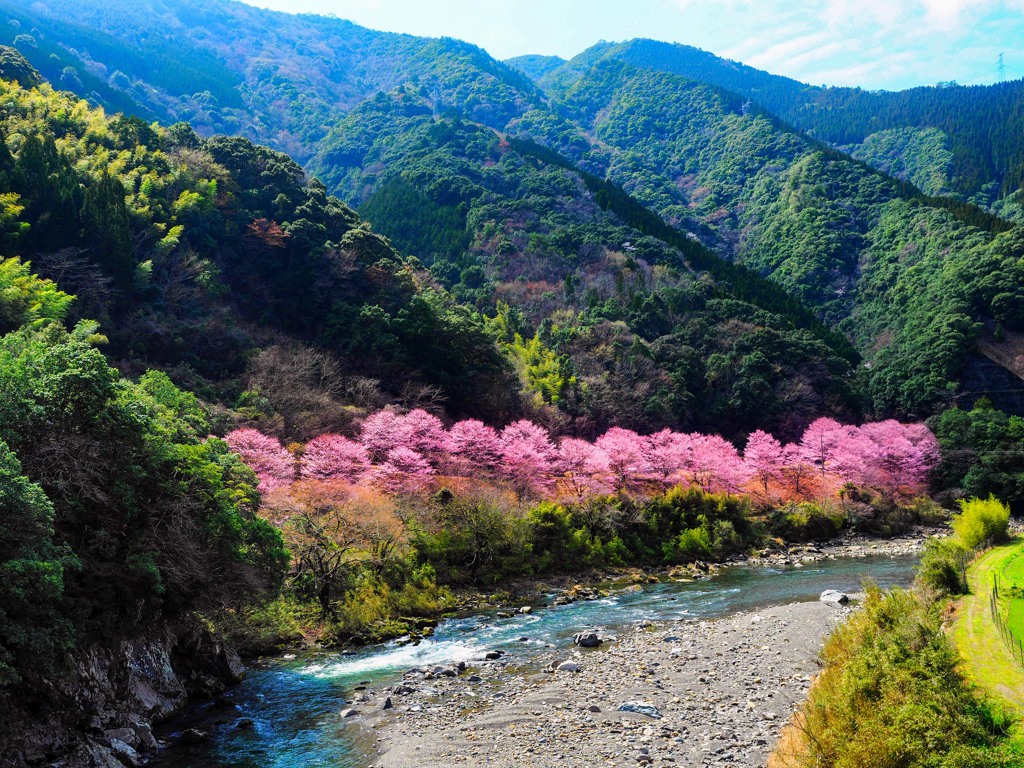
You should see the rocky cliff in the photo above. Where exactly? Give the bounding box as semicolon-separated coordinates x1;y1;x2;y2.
1;621;243;767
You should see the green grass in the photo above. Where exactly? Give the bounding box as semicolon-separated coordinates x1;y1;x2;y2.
952;540;1024;713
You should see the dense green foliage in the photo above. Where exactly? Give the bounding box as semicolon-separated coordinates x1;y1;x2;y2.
0;263;289;699
408;486;757;587
0;75;517;427
512;62;1024;417
4;0;1022;427
917;495;1010;595
951;497;1011;550
930;403;1024;512
793;586;1020;767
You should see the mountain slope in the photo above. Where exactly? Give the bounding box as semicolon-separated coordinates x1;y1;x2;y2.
506;60;1024;416
0;0;542;161
532;39;1024;209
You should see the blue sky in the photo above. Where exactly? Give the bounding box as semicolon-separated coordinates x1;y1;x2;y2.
241;0;1024;90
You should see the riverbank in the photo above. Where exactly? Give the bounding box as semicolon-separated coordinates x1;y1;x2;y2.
459;525;940;614
362;600;850;767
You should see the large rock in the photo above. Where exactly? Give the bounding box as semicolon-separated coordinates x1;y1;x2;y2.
819;590;850;604
573;632;602;648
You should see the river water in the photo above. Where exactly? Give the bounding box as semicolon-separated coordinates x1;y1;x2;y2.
154;555;917;767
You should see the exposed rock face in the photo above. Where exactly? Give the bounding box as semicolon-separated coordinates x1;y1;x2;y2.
0;621;244;767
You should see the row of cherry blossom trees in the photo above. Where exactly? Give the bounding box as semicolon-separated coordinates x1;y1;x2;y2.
225;411;940;502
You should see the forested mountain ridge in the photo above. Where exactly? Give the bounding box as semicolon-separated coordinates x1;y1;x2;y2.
1;0;1022;427
0;0;542;162
526;38;1024;210
507;61;1024;417
308;90;862;438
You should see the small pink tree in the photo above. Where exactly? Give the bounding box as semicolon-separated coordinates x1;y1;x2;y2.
800;418;849;476
375;446;436;495
446;419;502;473
225;428;295;494
499;419;557;500
744;429;784;494
557;437;611;503
644;429;690;489
779;443;816;498
302;434;369;483
399;409;447;458
854;421;939;498
682;433;750;494
596;426;650;492
360;409;404;463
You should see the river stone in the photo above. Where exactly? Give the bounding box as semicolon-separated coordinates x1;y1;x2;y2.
519;606;532;614
340;708;359;718
819;590;850;604
179;729;211;744
382;697;394;711
556;661;580;672
573;632;602;648
484;651;503;660
617;701;662;718
103;728;139;749
108;738;140;767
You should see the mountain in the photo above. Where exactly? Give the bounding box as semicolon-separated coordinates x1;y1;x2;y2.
308;92;862;437
508;60;1024;416
0;0;541;161
528;39;1024;211
1;0;1022;427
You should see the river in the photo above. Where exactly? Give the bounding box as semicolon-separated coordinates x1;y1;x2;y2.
153;555;917;767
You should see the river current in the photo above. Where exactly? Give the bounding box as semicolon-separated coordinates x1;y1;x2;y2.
154;554;917;767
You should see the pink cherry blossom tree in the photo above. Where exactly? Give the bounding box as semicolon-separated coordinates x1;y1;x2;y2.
682;433;751;494
399;409;447;458
800;418;850;476
596;426;651;492
225;428;296;493
375;446;436;495
779;443;816;498
644;429;691;489
499;419;557;500
853;421;939;497
744;429;784;494
359;409;404;463
446;419;502;473
302;434;369;483
557;437;611;503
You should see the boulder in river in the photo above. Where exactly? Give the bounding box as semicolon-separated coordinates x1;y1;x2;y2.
573;631;602;648
340;708;359;718
819;589;850;604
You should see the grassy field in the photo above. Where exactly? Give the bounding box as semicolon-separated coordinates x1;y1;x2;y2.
952;539;1024;712
1000;545;1024;642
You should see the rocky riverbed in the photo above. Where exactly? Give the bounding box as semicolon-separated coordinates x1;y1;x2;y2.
356;600;851;768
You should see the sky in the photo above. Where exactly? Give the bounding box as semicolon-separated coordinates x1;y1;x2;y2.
240;0;1024;91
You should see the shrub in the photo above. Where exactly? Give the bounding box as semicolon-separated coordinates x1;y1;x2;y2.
789;586;1017;767
952;496;1011;549
917;538;969;595
769;502;845;541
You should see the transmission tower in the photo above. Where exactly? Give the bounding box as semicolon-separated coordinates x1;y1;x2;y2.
998;52;1006;82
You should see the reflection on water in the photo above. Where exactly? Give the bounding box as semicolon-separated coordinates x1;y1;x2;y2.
153;555;917;767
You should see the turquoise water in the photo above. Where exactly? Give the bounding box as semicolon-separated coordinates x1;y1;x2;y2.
153;555;917;767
